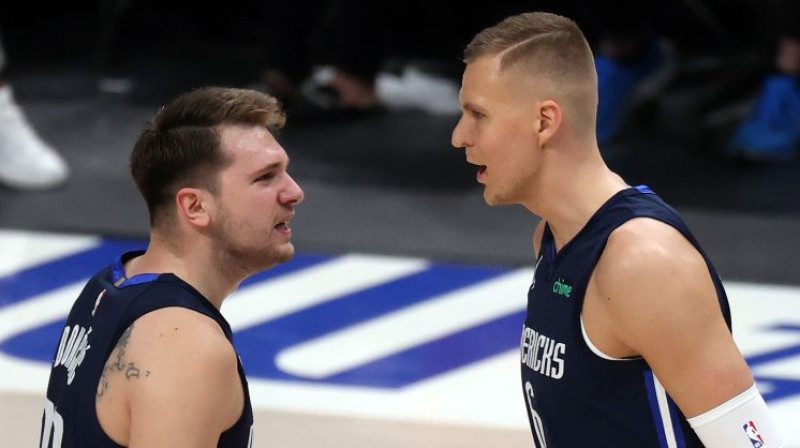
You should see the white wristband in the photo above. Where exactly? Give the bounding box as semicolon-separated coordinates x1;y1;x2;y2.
687;384;785;448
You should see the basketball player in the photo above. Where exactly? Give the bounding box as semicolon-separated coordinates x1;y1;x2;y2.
39;87;304;448
451;12;786;448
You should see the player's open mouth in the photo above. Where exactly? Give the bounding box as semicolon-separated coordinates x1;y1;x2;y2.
275;222;291;235
477;165;487;181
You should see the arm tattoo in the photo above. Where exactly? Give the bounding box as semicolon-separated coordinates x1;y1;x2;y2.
97;323;151;398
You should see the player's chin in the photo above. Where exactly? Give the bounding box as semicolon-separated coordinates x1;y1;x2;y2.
483;189;508;207
274;243;296;263
257;245;294;271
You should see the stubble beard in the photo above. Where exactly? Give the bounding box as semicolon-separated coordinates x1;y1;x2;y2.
213;210;295;276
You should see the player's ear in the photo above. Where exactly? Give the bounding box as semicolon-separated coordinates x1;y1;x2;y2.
538;100;562;145
175;187;211;229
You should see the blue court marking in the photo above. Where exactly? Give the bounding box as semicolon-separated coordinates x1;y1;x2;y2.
754;377;800;402
3;240;800;397
0;249;336;363
1;256;519;389
0;238;145;309
234;263;510;386
239;252;335;288
0;318;64;362
747;323;800;402
324;310;525;388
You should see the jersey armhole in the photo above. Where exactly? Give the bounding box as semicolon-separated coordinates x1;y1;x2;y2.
579;314;640;362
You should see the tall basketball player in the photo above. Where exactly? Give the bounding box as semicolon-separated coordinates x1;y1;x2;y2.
452;12;786;448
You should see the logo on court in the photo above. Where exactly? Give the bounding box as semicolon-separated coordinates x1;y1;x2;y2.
4;234;800;402
0;237;525;389
743;421;765;448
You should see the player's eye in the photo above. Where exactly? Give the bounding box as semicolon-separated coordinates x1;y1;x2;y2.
254;172;276;183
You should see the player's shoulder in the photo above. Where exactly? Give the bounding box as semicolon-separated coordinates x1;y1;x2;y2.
119;309;244;444
597;217;705;288
128;307;236;368
606;217;697;261
593;218;718;339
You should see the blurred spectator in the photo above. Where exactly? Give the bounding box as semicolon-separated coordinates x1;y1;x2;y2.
254;1;525;117
580;0;676;145
0;31;69;190
253;0;682;133
255;2;380;113
727;0;800;162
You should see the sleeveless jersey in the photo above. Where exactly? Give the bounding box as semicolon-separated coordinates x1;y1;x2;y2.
39;251;254;448
520;185;731;448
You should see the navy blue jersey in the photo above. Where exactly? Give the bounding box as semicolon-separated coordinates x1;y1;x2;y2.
521;186;731;448
40;251;253;448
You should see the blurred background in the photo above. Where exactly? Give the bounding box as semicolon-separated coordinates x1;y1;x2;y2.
0;1;799;447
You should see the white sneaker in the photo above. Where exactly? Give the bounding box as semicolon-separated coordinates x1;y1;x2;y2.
376;67;461;115
0;85;69;190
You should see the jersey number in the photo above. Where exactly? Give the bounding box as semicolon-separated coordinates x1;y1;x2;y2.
525;381;548;448
40;399;64;448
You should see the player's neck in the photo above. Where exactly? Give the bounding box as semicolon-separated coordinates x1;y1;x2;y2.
536;153;627;252
127;236;237;309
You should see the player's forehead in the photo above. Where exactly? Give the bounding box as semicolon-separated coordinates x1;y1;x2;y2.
220;123;280;153
460;55;522;107
462;55;504;92
219;124;287;171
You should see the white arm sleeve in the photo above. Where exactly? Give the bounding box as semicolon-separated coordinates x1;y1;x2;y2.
687;384;786;448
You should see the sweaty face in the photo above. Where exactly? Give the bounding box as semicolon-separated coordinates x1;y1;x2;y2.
211;124;304;272
451;56;543;206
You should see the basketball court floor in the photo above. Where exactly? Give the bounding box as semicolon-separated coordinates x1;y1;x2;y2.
2;32;800;448
2;229;800;447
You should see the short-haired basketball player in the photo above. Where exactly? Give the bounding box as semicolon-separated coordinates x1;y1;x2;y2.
452;12;785;448
40;87;304;447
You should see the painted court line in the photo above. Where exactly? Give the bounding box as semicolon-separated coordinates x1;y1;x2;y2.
277;268;531;378
224;254;429;331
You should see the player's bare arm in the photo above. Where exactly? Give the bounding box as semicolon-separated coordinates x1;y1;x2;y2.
96;323;150;399
585;217;753;417
96;307;243;448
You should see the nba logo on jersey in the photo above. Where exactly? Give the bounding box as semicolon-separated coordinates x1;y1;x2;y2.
743;421;765;448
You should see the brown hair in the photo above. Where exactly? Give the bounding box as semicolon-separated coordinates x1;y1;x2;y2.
465;12;597;131
465;12;595;81
130;87;285;226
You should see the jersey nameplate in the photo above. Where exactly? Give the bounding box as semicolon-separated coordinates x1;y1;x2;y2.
53;324;92;385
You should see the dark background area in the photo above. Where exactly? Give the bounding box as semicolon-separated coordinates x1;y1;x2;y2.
0;1;797;285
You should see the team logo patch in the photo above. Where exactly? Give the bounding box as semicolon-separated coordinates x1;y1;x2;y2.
552;277;572;298
743;420;765;448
